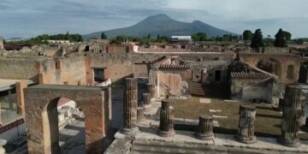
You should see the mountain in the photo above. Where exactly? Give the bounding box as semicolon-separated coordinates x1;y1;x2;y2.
84;14;233;39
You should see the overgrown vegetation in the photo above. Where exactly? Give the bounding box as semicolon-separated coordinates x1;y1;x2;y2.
243;28;293;51
100;32;107;39
5;33;83;46
110;32;240;45
293;38;308;45
192;32;208;41
110;34;169;45
250;29;264;50
274;28;291;47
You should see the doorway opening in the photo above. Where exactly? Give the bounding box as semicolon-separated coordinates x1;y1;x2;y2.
42;97;85;153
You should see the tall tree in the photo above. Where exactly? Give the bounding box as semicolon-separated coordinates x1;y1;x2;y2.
100;33;107;39
283;31;292;41
251;29;264;50
274;28;287;47
243;30;253;41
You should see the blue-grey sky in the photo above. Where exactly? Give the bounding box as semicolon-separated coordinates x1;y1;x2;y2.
0;0;307;38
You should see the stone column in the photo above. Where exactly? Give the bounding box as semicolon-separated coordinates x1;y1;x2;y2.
104;84;112;134
143;93;151;106
122;78;138;134
147;83;156;101
195;115;214;140
16;80;27;116
158;100;175;137
236;104;257;144
137;107;144;121
279;84;305;147
108;85;112;122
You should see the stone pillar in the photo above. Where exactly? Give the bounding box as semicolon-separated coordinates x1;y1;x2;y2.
122;78;138;134
16;80;27;116
143;93;151;106
236;104;257;144
158;100;175;137
103;84;112;134
195;115;214;140
137;107;144;121
0;39;4;50
147;83;156;101
279;85;305;147
108;85;112;122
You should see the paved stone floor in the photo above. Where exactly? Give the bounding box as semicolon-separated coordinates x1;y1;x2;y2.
109;97;308;153
132;130;308;153
8;118;86;154
59;118;85;154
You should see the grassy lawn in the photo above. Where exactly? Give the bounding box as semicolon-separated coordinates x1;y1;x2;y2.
170;97;308;140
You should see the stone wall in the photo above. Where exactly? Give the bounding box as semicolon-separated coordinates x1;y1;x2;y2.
90;55;134;82
157;70;191;97
133;64;148;78
240;53;301;84
39;56;87;85
0;57;39;81
231;78;273;103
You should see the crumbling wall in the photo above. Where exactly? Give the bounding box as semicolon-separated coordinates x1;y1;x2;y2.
133;64;148;78
0;57;39;81
231;78;273;103
157;71;190;97
240;53;301;84
90;55;134;82
40;56;87;85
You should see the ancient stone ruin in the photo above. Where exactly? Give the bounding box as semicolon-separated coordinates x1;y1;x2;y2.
0;39;307;153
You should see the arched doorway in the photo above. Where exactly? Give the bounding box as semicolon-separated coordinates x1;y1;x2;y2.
42;97;86;153
24;85;108;154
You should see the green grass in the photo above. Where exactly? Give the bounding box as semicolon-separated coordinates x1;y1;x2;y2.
170;97;308;140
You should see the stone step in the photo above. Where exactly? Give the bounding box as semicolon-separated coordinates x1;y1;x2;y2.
188;81;205;96
131;140;210;154
130;139;287;154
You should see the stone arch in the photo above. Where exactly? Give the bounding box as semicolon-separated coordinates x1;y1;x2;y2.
25;85;110;154
84;45;90;52
256;58;282;76
41;97;60;154
41;96;85;153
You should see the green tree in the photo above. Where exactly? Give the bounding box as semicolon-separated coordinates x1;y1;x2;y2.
283;31;292;41
192;32;208;41
294;39;304;45
243;30;253;41
251;29;264;50
147;34;151;39
222;34;238;41
100;33;107;39
274;28;287;47
156;35;168;43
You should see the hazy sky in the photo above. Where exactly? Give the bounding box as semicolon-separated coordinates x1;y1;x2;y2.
0;0;307;38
